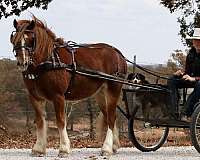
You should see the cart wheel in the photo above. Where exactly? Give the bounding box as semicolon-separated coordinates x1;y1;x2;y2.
190;103;200;153
128;107;169;152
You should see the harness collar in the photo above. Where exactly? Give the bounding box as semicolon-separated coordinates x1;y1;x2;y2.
23;73;38;80
22;41;77;81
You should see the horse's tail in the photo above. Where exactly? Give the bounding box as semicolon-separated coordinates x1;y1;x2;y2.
96;112;106;141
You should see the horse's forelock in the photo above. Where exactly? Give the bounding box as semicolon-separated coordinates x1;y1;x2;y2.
11;22;30;45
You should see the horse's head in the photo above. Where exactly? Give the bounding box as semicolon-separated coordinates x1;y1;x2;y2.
10;19;36;71
11;17;60;71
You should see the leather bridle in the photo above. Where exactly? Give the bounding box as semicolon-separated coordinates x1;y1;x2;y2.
11;30;36;59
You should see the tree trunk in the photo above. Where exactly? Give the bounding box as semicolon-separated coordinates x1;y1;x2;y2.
87;99;95;139
25;105;30;129
70;116;74;131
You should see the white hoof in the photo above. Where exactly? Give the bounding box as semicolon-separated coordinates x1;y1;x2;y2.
58;151;70;158
31;149;46;157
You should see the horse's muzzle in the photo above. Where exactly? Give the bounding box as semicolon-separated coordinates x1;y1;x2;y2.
17;62;29;71
17;61;29;66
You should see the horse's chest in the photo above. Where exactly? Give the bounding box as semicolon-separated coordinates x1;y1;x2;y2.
24;79;59;100
23;80;45;98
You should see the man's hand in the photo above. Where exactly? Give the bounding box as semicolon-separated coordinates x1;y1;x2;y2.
182;74;196;82
174;70;184;76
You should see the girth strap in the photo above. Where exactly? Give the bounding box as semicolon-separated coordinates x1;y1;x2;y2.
64;46;77;95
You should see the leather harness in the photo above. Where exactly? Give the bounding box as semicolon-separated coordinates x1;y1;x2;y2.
22;41;78;96
13;37;126;96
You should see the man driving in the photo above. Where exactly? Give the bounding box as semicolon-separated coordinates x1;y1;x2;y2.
168;28;200;121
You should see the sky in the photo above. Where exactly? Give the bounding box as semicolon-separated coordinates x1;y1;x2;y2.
0;0;186;64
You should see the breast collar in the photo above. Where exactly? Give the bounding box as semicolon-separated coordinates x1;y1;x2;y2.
22;41;77;80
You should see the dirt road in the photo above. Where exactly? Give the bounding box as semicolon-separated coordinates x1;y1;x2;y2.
0;147;199;160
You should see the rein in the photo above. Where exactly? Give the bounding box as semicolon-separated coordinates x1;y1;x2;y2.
135;64;171;80
19;39;168;93
34;60;170;93
124;58;171;79
11;25;171;93
124;58;184;82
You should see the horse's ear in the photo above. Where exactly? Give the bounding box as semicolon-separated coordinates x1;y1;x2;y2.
27;20;35;30
13;19;18;29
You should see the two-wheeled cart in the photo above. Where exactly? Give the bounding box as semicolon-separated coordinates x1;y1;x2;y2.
120;82;200;153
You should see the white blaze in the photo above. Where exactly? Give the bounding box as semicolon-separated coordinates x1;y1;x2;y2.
21;36;26;64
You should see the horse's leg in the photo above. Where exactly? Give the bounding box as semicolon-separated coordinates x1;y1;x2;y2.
30;95;47;156
95;84;121;156
53;95;70;157
96;115;119;154
112;120;120;153
101;101;117;156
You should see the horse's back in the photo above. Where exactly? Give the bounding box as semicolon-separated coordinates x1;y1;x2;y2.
75;43;127;76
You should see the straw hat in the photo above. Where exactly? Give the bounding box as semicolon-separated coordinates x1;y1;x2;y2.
186;28;200;40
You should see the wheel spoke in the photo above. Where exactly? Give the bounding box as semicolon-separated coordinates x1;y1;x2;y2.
129;106;169;152
133;119;168;148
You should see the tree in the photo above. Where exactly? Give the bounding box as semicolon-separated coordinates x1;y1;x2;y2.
167;49;186;73
87;98;97;139
0;0;52;19
160;0;200;46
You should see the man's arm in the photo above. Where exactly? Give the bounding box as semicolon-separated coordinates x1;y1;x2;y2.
195;77;200;81
185;53;191;75
182;74;196;81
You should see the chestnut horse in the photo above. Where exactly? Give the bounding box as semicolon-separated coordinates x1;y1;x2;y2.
10;16;127;157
